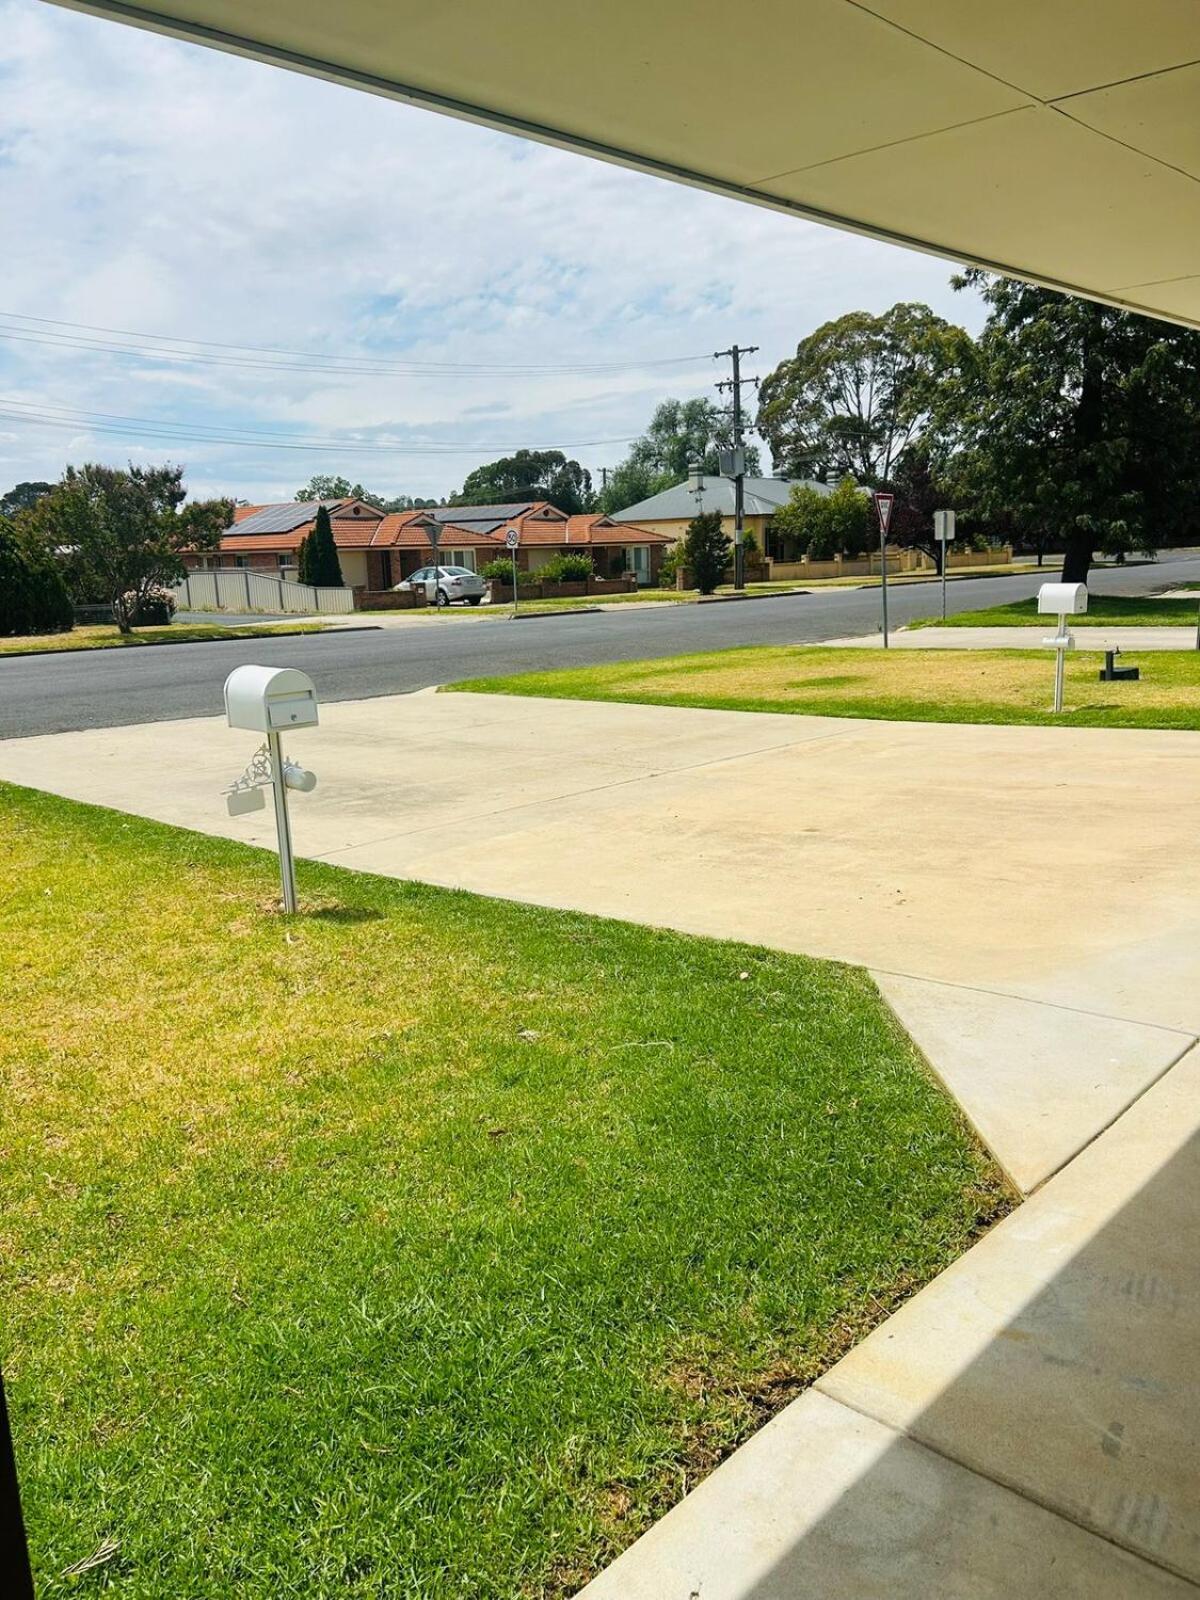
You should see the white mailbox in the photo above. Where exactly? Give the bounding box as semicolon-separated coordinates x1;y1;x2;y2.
224;665;319;733
1037;582;1088;616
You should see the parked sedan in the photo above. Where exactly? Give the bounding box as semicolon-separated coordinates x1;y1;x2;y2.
394;565;488;607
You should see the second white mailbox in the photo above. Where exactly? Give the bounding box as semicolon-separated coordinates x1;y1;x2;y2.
224;664;319;732
1037;582;1088;616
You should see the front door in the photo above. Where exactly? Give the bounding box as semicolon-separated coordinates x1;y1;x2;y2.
627;546;651;584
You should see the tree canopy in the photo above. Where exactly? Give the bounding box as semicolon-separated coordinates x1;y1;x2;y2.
756;303;970;486
450;450;593;515
295;474;385;509
30;463;232;632
597;397;762;514
0;516;73;637
770;477;870;561
934;271;1200;580
0;481;54;518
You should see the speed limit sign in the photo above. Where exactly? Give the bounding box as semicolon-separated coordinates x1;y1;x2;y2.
505;528;520;549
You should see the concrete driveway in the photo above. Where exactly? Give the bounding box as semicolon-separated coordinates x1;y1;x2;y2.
2;689;1197;1596
2;688;1195;1192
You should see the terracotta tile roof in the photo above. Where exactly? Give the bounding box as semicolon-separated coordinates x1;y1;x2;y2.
232;504;266;522
369;512;501;550
217;530;311;554
517;514;672;546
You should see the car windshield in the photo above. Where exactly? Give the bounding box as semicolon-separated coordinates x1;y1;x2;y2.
442;567;474;577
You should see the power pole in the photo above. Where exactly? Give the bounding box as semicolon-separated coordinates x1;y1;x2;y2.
714;344;759;590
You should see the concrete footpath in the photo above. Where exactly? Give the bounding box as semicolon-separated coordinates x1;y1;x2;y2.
836;624;1199;651
1;691;1197;1594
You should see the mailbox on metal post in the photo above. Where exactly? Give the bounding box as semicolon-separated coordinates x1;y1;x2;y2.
1037;582;1087;712
223;665;319;912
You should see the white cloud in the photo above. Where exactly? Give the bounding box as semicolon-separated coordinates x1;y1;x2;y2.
0;0;984;502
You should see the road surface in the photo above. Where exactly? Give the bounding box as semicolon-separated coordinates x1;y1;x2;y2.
3;558;1197;739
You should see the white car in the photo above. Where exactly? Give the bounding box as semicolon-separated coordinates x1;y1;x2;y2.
394;565;488;607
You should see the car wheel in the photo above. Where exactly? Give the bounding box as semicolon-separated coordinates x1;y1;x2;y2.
435;588;450;608
468;595;483;606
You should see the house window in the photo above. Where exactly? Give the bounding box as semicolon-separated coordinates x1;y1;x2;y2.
445;548;476;571
234;556;247;569
277;554;289;568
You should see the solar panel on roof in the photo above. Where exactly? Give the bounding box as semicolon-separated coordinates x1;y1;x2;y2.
431;502;534;525
228;501;323;536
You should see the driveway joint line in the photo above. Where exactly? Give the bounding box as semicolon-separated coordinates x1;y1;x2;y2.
811;1383;1200;1590
867;964;1200;1041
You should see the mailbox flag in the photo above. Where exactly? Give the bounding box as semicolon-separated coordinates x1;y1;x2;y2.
874;492;895;536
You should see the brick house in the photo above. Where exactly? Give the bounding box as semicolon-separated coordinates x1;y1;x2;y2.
188;498;670;592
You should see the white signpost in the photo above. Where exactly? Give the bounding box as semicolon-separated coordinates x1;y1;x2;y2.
222;665;319;913
934;508;956;619
874;492;895;648
1037;581;1088;713
505;526;521;617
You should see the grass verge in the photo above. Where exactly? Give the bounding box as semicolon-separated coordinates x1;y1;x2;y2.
449;644;1200;731
911;594;1200;629
1;784;1006;1598
0;622;327;657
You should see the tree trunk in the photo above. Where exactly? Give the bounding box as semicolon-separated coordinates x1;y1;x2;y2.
1061;534;1093;584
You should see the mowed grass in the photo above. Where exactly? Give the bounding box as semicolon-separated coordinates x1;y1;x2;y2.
0;622;326;656
450;645;1200;731
912;593;1200;628
0;785;1006;1599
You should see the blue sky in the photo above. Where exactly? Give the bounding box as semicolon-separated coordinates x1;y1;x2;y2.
0;0;985;504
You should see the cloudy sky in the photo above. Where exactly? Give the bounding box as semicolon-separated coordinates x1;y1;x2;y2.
0;0;985;505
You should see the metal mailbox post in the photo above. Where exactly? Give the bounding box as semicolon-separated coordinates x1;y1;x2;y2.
223;665;319;913
1037;582;1088;712
934;508;956;620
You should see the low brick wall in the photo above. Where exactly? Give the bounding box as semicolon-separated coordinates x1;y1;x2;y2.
674;561;769;589
487;576;637;602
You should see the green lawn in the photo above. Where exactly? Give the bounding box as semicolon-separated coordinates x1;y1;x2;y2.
0;785;1005;1598
0;622;327;656
912;594;1200;629
449;644;1200;731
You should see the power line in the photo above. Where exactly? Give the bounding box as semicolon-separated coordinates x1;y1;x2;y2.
0;396;641;455
0;311;713;379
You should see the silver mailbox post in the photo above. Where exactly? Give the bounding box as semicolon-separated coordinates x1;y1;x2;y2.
223;665;319;913
934;508;956;620
1037;583;1088;712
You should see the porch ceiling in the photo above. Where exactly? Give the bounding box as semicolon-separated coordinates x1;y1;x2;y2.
46;0;1200;327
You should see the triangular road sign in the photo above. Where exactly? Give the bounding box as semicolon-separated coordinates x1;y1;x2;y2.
874;492;895;535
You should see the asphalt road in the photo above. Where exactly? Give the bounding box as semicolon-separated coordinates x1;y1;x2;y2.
5;557;1199;739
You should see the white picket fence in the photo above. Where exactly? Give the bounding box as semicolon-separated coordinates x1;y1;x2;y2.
173;570;355;616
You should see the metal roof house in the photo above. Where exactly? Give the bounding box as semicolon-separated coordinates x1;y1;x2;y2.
610;475;834;557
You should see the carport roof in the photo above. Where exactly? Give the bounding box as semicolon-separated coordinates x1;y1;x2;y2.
45;1;1200;328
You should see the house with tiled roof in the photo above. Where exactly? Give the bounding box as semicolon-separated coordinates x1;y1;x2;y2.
188;496;671;592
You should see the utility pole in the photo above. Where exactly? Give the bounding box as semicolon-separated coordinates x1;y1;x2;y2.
714;344;759;590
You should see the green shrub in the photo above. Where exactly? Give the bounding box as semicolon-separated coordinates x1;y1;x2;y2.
0;517;74;636
126;584;177;626
481;558;516;581
659;547;683;588
305;505;344;587
682;511;731;595
539;552;594;584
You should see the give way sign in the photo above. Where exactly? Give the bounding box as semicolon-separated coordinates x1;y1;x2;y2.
873;491;895;536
